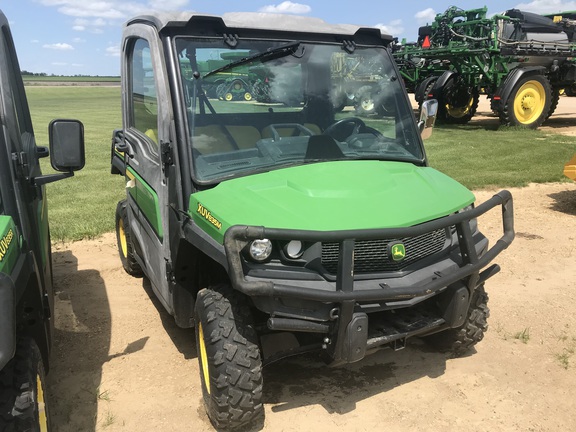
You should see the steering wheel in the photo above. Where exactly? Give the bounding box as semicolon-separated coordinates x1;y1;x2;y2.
323;117;385;149
323;117;366;139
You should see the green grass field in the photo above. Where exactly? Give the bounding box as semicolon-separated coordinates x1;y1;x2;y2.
23;75;120;83
25;86;576;241
27;86;125;241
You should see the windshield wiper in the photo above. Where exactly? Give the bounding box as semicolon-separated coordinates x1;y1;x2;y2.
203;41;301;79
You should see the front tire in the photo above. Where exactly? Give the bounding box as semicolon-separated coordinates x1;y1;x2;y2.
424;285;490;356
499;74;551;129
194;284;263;430
0;338;50;432
115;200;142;276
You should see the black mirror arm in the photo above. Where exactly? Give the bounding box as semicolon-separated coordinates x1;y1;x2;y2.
33;171;74;186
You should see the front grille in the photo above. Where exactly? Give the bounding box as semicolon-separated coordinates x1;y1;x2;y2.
321;228;449;274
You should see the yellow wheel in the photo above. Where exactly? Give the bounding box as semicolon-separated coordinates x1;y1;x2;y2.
37;374;48;432
446;94;476;119
115;200;143;276
502;74;551;129
438;75;478;124
197;322;211;394
224;92;233;101
118;217;128;259
513;80;546;124
244;92;253;101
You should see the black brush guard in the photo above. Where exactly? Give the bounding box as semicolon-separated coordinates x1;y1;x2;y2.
224;190;514;363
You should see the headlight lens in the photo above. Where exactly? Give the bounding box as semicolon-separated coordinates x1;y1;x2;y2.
249;239;273;262
284;240;304;259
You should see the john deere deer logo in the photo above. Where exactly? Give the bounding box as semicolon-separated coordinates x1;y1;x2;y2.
389;241;406;262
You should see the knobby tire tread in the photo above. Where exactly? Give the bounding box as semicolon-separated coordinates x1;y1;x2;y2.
0;338;48;432
425;285;490;357
196;284;263;430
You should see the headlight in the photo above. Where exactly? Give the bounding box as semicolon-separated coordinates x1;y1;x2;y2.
284;240;304;259
248;239;272;262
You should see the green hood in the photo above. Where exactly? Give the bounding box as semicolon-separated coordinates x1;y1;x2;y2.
190;161;474;243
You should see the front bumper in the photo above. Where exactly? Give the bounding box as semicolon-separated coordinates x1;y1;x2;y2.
223;190;514;362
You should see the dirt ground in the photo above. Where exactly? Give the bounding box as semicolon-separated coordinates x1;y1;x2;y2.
46;97;576;431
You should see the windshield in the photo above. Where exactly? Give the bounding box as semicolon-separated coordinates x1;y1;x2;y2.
176;37;424;183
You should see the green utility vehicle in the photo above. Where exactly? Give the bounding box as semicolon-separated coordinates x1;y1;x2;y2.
394;7;576;129
111;12;514;430
0;10;85;431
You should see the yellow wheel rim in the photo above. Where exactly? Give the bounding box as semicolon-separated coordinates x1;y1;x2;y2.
37;374;48;432
224;93;233;101
244;92;252;101
514;80;546;124
446;95;474;118
198;322;211;394
118;218;128;258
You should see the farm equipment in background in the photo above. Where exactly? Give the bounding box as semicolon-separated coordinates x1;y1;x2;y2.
330;52;389;114
393;6;576;128
215;77;254;101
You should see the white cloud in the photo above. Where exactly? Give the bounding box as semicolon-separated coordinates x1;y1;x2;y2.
513;1;576;14
147;0;189;10
31;39;40;43
43;43;74;50
52;62;68;66
73;37;86;43
258;1;311;14
38;0;191;20
72;17;108;32
106;45;121;57
415;8;436;24
374;19;403;36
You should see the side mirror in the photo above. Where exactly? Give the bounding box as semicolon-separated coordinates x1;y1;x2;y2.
418;99;438;140
49;119;85;172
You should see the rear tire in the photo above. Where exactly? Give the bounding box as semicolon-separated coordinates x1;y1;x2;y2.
115;200;142;276
0;338;50;432
194;284;263;430
499;74;551;129
546;87;560;119
424;285;489;356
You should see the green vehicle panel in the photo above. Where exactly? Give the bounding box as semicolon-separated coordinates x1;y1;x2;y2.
126;167;163;239
0;216;19;274
190;161;474;243
0;8;85;432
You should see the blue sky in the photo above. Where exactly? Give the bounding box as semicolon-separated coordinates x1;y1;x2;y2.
1;0;575;76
